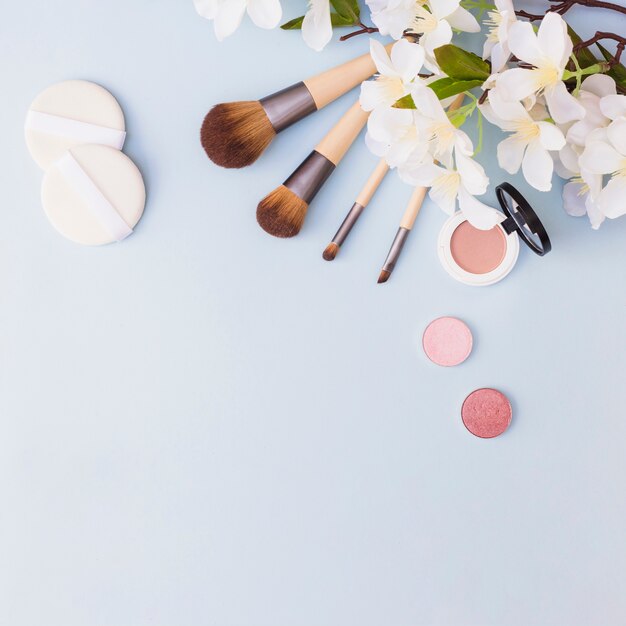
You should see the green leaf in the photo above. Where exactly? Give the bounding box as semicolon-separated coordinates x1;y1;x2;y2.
428;77;483;99
597;43;626;92
568;26;598;69
330;0;360;21
393;94;416;109
433;44;491;80
281;16;304;30
281;12;355;30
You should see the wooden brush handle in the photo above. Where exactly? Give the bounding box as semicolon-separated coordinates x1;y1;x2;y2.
315;101;369;166
400;186;427;230
356;158;389;206
303;44;393;110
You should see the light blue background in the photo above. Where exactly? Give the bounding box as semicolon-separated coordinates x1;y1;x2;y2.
1;2;625;625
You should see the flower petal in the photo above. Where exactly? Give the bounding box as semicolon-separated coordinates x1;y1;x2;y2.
507;20;544;66
562;182;588;217
302;0;332;51
458;186;501;229
194;0;219;19
545;81;586;124
537;121;566;151
599;176;626;219
369;38;396;77
600;94;626;121
496;68;542;102
522;139;554;191
456;152;488;195
537;12;571;68
446;6;480;32
428;0;461;20
422;19;453;57
399;161;444;187
581;74;617;98
607;118;626;155
579;140;623;174
390;39;425;84
213;0;247;40
497;136;526;174
247;0;282;29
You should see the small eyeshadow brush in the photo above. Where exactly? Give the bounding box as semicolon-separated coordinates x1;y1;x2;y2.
323;158;389;261
377;185;427;283
257;99;369;238
201;47;389;169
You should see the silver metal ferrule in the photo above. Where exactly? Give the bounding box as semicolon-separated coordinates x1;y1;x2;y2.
332;202;365;247
259;82;317;133
382;227;410;273
283;151;336;205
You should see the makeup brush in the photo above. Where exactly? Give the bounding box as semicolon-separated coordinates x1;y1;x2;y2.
377;185;427;283
201;47;389;169
323;158;389;261
377;93;465;284
257;100;369;238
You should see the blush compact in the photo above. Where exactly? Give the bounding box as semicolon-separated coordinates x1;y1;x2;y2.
437;183;552;286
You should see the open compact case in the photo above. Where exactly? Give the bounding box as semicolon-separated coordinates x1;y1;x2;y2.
437;182;552;286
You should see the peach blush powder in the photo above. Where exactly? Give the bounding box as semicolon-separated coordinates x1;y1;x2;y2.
462;388;512;438
450;221;507;275
422;317;473;367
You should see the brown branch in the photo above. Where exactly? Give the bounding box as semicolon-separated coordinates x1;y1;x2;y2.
516;0;626;20
573;30;626;67
339;22;378;41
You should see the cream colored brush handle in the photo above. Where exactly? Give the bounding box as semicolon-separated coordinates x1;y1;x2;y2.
303;44;393;110
356;158;389;206
400;186;427;230
315;101;370;166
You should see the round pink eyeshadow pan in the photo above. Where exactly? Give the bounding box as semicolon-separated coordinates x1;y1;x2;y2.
462;388;512;438
422;317;473;367
450;221;506;275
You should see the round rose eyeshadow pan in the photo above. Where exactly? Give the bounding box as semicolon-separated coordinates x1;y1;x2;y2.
461;388;512;438
450;221;507;275
422;317;473;367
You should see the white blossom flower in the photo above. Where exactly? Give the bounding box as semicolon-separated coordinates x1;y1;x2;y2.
410;84;474;164
194;0;282;40
579;118;626;221
481;90;565;191
360;39;425;111
302;0;332;51
566;74;615;147
366;106;430;168
366;0;479;72
495;12;585;124
400;151;499;228
482;0;517;72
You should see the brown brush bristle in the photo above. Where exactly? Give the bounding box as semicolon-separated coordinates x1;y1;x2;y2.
257;186;308;238
377;270;391;284
322;242;339;261
200;101;275;168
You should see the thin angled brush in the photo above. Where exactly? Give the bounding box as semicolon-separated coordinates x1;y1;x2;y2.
377;93;466;284
323;158;389;261
201;48;387;169
257;100;369;238
377;186;427;283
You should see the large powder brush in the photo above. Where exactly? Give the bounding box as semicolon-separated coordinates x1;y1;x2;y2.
201;50;385;169
257;100;369;238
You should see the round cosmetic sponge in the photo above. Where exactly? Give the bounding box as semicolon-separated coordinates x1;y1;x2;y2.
422;316;473;367
462;388;512;438
41;144;145;246
25;80;126;170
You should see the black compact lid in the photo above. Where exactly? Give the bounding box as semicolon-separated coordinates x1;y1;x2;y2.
495;182;552;256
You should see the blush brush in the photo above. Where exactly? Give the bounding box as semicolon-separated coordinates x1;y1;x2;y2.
201;49;386;169
256;100;369;238
323;158;389;261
